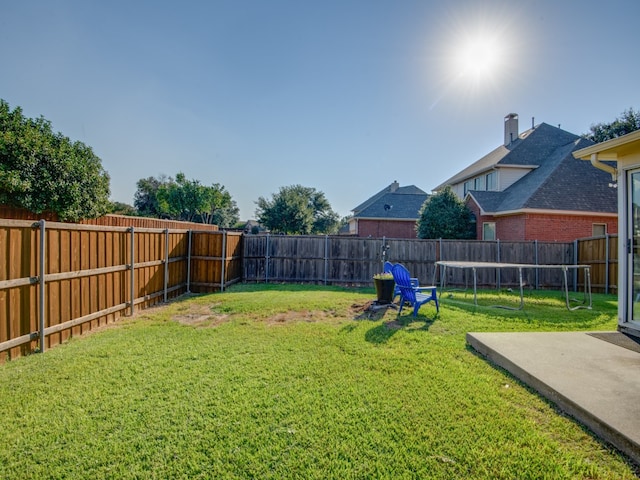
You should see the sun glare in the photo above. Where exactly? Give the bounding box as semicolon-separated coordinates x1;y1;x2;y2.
428;8;525;109
453;35;502;82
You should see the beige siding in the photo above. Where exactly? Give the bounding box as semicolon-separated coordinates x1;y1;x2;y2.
498;167;532;190
451;183;465;198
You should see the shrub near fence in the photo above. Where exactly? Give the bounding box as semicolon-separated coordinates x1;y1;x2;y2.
0;219;242;362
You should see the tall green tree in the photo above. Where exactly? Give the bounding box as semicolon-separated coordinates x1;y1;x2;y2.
134;172;239;227
255;185;339;234
0;99;110;221
134;175;166;217
587;107;640;143
156;173;205;222
108;201;136;216
200;183;240;228
416;186;475;239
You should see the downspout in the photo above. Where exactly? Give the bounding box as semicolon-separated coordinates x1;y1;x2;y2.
590;153;617;180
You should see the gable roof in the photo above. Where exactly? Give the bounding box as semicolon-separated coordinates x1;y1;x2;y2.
435;123;582;189
467;136;617;215
352;182;429;220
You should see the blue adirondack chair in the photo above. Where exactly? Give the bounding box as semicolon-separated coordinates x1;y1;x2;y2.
384;261;419;303
391;263;439;316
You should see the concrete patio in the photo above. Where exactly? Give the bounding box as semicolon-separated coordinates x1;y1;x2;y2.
467;330;640;466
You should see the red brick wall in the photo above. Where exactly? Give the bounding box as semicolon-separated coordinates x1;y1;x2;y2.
357;219;418;238
466;201;502;240
497;215;526;241
465;199;617;241
522;213;617;241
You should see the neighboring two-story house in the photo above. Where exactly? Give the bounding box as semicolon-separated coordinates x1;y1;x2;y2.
348;181;429;238
434;114;618;241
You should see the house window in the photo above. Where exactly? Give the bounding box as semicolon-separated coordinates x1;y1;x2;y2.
474;176;486;190
592;223;607;237
486;171;497;191
464;180;473;195
483;222;496;241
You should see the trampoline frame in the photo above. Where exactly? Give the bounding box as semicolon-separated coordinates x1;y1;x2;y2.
434;261;592;311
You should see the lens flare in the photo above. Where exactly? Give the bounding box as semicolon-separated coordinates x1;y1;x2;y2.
453;34;503;82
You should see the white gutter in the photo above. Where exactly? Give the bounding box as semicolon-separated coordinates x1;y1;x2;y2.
590;153;617;181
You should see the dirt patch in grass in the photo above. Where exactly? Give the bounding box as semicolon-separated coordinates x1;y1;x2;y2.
135;297;401;328
156;295;404;328
172;304;339;327
351;300;397;322
266;310;332;325
172;304;229;327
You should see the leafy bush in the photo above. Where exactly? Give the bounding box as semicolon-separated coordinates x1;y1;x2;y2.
0;99;110;221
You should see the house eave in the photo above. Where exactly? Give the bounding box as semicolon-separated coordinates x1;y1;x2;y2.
497;164;540;170
436;164;539;190
573;130;640;161
355;217;418;222
479;208;617;218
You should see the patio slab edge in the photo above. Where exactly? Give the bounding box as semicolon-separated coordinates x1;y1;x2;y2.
466;331;640;466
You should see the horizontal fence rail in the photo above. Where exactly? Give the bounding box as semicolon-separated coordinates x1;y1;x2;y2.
243;234;618;295
0;219;242;362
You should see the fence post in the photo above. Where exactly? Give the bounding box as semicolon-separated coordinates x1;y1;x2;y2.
534;240;539;289
324;235;329;285
573;239;578;292
164;229;169;302
221;231;227;292
496;239;501;290
38;219;46;353
186;230;192;293
436;238;443;286
381;236;388;271
129;227;135;316
265;234;270;283
605;234;610;294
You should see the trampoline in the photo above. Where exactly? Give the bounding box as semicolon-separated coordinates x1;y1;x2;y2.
435;261;592;311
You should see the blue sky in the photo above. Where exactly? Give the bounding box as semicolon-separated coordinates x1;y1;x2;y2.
2;0;639;221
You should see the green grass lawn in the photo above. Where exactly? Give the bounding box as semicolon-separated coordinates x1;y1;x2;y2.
0;284;636;479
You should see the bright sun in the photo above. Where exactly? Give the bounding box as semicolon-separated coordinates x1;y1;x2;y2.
428;11;523;109
452;33;503;83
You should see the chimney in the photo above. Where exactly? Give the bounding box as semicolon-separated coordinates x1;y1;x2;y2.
504;113;519;146
390;180;399;192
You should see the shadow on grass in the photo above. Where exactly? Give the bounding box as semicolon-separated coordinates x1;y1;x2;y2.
439;290;614;329
353;305;393;321
365;312;437;344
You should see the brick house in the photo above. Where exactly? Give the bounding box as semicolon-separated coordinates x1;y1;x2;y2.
434;114;618;241
348;181;429;238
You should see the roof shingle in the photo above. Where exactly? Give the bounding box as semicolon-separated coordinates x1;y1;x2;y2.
352;182;429;220
447;123;616;215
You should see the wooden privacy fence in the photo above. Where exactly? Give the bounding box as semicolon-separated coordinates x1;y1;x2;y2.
577;234;618;293
243;234;618;294
1;222;617;362
0;219;242;362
